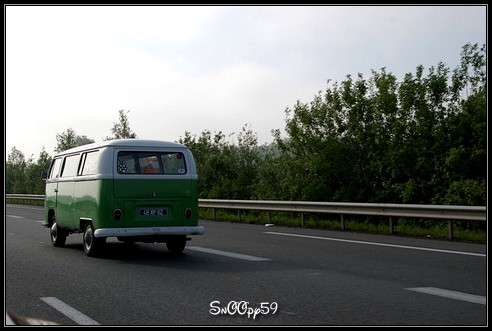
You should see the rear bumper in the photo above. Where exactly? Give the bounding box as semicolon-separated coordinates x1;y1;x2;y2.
94;226;205;238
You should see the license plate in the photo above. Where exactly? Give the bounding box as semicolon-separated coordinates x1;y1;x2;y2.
139;208;168;216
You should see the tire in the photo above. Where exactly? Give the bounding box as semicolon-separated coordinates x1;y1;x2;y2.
83;223;106;257
50;219;67;247
166;236;186;255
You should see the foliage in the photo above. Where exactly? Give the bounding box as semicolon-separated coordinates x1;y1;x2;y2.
105;109;137;140
55;128;95;153
6;148;52;194
179;124;260;200
6;43;486;236
6;147;27;194
26;149;53;194
6;110;133;194
267;42;486;207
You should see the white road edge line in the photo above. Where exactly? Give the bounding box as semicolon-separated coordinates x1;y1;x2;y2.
6;215;24;219
187;246;271;261
405;287;486;305
265;232;486;257
6;204;43;210
40;297;101;325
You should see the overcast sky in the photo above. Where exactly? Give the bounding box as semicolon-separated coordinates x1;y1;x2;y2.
5;5;487;160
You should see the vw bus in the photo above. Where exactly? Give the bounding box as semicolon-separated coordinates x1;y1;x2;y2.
42;139;204;257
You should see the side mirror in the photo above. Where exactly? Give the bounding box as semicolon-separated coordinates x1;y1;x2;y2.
41;171;48;180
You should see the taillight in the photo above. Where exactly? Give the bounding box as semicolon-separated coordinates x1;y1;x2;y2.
185;208;192;219
114;209;122;220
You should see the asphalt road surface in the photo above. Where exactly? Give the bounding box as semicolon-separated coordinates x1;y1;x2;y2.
5;204;487;326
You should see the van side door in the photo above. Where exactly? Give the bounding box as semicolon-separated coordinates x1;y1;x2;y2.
45;157;63;221
56;154;81;229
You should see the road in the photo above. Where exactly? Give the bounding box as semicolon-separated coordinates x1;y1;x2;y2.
5;204;487;326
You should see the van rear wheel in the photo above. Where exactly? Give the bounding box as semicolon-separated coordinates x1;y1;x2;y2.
50;220;67;247
83;223;106;257
166;236;186;255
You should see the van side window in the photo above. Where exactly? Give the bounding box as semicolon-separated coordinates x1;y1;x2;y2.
117;151;187;175
48;158;63;179
80;151;99;176
61;155;81;178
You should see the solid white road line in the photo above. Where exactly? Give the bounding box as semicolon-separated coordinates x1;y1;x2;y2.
6;215;24;219
265;232;486;257
40;297;101;325
187;246;271;261
405;287;486;305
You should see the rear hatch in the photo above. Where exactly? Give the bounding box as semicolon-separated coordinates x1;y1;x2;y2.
113;149;195;227
114;178;193;227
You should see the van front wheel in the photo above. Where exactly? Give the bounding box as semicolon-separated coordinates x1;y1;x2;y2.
50;220;67;247
83;223;106;257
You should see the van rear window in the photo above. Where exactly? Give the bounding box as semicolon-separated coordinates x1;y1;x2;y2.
117;151;187;175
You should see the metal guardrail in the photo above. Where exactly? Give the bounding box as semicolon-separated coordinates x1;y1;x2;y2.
199;199;486;221
6;194;487;240
199;199;486;240
6;194;45;205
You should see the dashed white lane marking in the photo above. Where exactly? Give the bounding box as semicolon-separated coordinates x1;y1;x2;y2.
187;246;271;261
6;215;24;219
405;287;486;305
265;232;486;257
40;297;101;325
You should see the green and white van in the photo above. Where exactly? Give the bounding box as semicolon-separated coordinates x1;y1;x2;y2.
42;139;204;257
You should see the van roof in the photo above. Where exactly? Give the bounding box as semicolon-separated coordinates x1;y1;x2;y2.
54;139;187;156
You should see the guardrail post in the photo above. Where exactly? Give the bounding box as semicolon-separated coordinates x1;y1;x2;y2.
389;216;393;234
447;221;453;240
340;214;345;230
301;213;304;228
213;208;216;220
268;211;271;223
238;210;241;222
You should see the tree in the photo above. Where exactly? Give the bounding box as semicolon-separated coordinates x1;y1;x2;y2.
25;149;52;194
272;42;486;206
179;130;230;198
6;147;27;193
179;125;262;200
75;135;95;147
228;124;261;200
105;109;137;140
55;128;94;153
